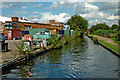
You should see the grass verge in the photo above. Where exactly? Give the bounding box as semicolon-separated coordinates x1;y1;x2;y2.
99;40;120;54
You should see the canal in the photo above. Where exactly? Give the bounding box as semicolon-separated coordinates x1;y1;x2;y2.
2;36;120;78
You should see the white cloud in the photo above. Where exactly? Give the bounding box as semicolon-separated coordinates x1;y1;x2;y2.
0;2;22;8
107;15;118;20
88;19;118;28
73;2;118;27
29;15;40;20
78;7;118;21
0;3;15;8
14;11;27;14
33;11;39;14
49;2;63;8
1;0;34;2
21;6;27;9
30;12;71;23
73;3;99;14
97;2;118;11
49;0;119;9
79;11;112;20
39;12;70;22
61;0;85;2
1;1;119;28
0;16;11;23
96;2;118;15
0;16;32;23
29;15;39;18
31;18;39;22
50;2;59;8
60;0;119;2
44;1;119;27
1;0;120;2
49;2;75;9
38;4;42;7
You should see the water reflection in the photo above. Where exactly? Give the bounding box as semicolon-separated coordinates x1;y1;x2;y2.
2;36;119;78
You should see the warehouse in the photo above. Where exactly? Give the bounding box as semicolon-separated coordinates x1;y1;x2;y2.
4;17;64;31
3;17;64;40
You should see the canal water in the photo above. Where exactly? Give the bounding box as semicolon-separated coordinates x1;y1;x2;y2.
2;36;120;78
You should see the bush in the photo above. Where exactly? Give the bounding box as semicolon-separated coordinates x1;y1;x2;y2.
115;31;120;41
15;40;34;56
48;34;59;46
106;34;111;38
55;40;63;48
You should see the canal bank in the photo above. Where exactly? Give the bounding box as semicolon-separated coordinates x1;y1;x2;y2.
0;35;77;71
86;34;120;57
1;35;119;71
1;40;22;64
1;36;119;78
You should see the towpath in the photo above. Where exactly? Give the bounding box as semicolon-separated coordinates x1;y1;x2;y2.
91;35;118;47
1;40;21;64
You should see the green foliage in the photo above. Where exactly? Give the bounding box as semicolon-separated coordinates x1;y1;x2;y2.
108;29;118;33
91;30;109;36
111;24;120;31
90;24;119;34
66;14;88;37
111;37;120;44
15;40;25;54
119;20;120;26
15;41;34;55
99;40;120;54
89;23;110;33
115;31;120;41
63;35;70;42
89;23;120;45
24;47;34;54
55;40;63;48
2;60;10;63
48;34;59;46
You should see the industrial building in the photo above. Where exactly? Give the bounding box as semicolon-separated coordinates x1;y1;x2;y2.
3;17;64;40
4;17;64;31
0;21;4;33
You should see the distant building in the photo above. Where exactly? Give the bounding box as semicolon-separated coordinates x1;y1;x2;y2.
0;21;4;33
49;20;55;23
4;21;19;30
63;25;70;30
4;17;64;31
85;30;90;34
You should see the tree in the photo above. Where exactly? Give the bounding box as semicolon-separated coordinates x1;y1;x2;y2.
66;14;88;37
89;23;110;33
115;31;120;41
118;20;120;25
111;24;119;30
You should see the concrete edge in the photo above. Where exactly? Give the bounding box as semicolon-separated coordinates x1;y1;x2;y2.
86;34;120;58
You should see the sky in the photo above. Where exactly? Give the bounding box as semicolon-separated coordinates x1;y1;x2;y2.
0;0;120;28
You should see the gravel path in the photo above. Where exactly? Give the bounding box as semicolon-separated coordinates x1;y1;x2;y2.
92;35;118;47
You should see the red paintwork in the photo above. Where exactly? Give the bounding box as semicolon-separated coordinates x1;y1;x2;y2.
12;30;22;39
86;30;90;34
4;30;22;40
4;30;13;40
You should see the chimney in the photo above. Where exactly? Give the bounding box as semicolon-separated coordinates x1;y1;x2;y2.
49;20;55;23
12;17;19;22
21;17;23;20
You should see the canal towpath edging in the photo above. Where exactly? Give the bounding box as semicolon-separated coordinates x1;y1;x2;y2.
0;36;77;71
0;46;53;70
86;34;120;58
